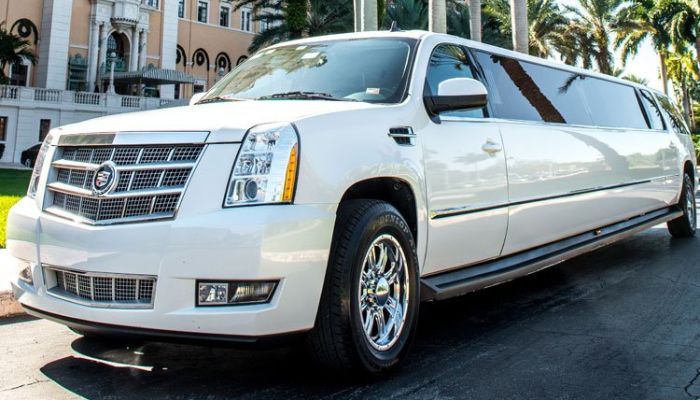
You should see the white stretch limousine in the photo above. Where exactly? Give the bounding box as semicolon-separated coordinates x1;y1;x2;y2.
6;31;697;375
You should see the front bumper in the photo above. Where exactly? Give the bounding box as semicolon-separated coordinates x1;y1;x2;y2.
6;197;336;337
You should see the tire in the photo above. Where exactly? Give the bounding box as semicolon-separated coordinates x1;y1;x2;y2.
308;199;420;376
668;172;697;238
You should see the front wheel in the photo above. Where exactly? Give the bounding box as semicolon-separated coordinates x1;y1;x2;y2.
308;200;419;375
668;172;697;238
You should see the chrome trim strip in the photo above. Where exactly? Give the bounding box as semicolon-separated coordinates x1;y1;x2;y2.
439;115;670;134
52;159;197;172
58;131;209;146
47;182;184;199
431;175;679;219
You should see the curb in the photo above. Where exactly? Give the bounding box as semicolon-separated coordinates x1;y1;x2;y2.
0;249;24;318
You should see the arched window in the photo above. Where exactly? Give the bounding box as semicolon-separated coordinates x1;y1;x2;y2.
215;52;231;73
193;48;210;70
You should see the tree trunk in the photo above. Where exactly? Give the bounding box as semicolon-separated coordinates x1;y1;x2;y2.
682;78;692;127
468;0;482;42
659;52;668;95
360;0;378;31
510;0;528;53
696;38;700;68
429;0;447;33
353;0;361;32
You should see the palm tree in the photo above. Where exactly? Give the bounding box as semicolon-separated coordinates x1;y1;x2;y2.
483;0;567;58
0;23;35;84
429;0;448;32
622;74;650;85
385;0;428;29
666;0;700;65
612;0;674;94
666;47;699;128
240;0;353;52
468;0;482;41
510;0;529;53
560;0;623;75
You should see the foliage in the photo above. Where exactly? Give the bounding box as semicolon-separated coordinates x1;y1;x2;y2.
0;22;35;84
622;74;650;85
0;169;30;248
482;0;568;58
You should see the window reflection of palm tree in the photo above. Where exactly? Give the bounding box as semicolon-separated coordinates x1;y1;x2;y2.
490;54;565;123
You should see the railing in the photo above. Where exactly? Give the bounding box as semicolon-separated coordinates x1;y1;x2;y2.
121;96;141;108
74;92;103;106
0;86;19;99
0;85;179;113
34;88;62;102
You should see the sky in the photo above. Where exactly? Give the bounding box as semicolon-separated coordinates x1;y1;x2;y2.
556;0;664;92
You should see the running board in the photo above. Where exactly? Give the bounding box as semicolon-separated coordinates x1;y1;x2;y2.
421;206;682;302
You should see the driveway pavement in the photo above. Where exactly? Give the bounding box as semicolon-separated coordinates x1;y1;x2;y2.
1;224;700;399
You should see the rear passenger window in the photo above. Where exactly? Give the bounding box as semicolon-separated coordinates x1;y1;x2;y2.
639;90;665;130
580;78;648;129
656;95;690;135
425;44;485;118
473;51;591;125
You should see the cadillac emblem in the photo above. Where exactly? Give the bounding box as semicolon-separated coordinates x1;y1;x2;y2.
92;161;119;196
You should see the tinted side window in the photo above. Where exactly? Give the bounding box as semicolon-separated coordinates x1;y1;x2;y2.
639;90;665;130
581;78;648;129
656;95;690;135
474;51;591;124
425;44;484;118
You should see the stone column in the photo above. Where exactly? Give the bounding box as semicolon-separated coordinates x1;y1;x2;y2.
97;23;110;90
35;0;74;89
87;19;100;92
130;26;139;71
160;0;179;99
139;30;148;69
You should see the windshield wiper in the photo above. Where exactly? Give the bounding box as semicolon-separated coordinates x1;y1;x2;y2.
257;91;356;101
197;95;247;104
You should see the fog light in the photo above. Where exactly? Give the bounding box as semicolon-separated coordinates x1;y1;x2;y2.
197;281;277;306
16;260;33;285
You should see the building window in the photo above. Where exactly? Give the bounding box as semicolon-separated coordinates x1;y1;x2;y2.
220;5;230;27
143;0;159;8
198;1;208;23
9;62;28;87
0;117;7;142
259;19;270;33
240;8;252;32
178;0;185;18
39;119;51;142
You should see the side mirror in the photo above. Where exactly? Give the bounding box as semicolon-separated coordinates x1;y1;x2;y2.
189;92;206;105
425;78;488;115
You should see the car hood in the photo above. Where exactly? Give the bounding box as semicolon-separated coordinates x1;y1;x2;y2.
54;100;382;143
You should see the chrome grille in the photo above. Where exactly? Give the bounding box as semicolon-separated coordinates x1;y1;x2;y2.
46;267;156;308
45;143;204;225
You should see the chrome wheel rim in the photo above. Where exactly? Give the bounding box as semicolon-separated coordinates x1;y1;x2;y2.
358;234;409;352
687;179;696;228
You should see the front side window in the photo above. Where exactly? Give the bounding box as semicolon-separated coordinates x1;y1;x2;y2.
639;90;665;130
220;6;230;27
202;38;416;104
198;1;208;23
657;94;690;135
425;44;484;118
240;8;252;31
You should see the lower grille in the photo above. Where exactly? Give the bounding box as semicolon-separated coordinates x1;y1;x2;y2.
52;191;180;222
45;267;156;309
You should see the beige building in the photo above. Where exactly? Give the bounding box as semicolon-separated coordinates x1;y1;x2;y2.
0;0;258;99
0;0;261;164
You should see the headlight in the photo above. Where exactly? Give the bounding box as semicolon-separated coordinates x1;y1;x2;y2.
27;133;53;198
224;123;299;207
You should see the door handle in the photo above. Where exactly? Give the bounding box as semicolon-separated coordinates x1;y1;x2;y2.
482;139;502;155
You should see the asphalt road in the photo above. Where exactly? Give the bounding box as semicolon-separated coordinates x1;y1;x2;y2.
2;223;700;399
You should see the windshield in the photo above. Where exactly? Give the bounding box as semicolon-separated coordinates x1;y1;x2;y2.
201;38;417;104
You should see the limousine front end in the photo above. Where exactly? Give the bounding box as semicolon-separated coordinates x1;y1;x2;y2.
6;125;338;341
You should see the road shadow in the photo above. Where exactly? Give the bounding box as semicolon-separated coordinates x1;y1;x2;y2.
38;229;698;399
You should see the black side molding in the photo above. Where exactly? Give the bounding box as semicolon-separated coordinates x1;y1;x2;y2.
421;206;682;302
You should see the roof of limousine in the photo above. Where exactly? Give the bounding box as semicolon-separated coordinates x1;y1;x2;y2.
269;30;664;97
